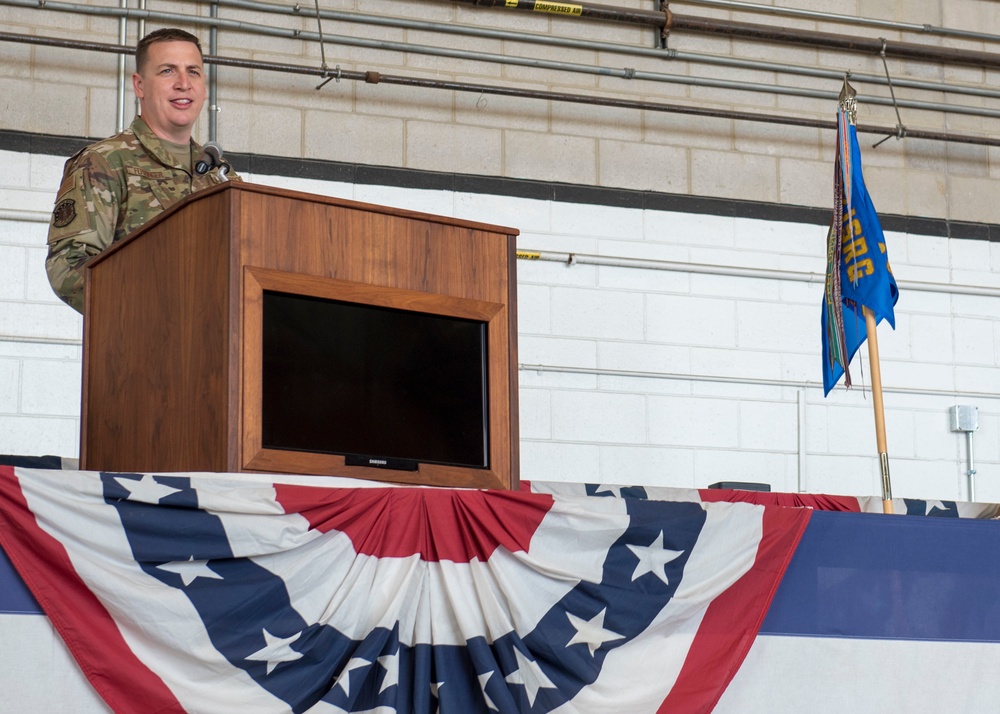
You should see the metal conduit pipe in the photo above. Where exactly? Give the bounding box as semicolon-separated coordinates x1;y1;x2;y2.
517;249;1000;299
116;0;127;133
518;363;1000;401
454;0;1000;70
209;0;219;142
5;30;1000;148
10;0;1000;99
0;334;84;346
0;209;52;222
665;13;1000;70
193;61;1000;145
10;7;998;124
676;0;1000;46
216;0;1000;103
5;3;1000;119
464;0;666;27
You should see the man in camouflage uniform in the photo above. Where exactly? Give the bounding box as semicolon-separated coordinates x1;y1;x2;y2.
46;27;237;313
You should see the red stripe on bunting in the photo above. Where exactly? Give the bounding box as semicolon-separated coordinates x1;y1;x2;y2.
0;467;186;714
699;488;862;512
657;504;812;714
273;485;555;563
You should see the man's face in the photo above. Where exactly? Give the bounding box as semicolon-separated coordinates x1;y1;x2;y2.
132;40;207;144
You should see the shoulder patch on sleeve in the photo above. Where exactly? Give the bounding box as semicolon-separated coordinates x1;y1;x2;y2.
52;198;77;228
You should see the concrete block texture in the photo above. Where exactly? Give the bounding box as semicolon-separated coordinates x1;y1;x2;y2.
550;286;645;340
5;2;1000;222
648;395;739;448
519;440;601;484
646;294;738;349
0;246;27;301
405;120;502;175
598;445;696;487
551;390;648;444
21;359;81;417
0;359;19;413
0;415;78;459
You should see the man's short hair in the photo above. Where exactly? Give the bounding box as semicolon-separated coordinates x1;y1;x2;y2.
135;28;203;74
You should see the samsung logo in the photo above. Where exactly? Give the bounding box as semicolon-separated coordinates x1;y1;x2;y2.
369;459;387;466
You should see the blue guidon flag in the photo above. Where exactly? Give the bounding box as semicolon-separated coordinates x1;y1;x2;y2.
0;466;809;714
822;96;899;396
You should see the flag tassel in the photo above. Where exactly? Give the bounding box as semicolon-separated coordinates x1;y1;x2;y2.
863;306;893;514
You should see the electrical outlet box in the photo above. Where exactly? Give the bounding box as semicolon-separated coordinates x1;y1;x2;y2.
949;405;979;433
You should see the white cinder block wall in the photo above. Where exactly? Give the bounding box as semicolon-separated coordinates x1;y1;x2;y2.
1;150;85;459
5;0;1000;502
3;149;1000;503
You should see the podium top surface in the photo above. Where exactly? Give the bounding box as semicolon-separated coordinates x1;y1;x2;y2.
87;180;520;270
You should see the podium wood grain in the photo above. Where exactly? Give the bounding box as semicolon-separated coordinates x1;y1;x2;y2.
81;182;519;489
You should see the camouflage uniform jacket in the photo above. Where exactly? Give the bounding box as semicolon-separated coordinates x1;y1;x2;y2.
45;115;238;313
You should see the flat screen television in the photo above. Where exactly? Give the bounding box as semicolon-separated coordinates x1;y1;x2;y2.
239;266;514;489
260;290;489;470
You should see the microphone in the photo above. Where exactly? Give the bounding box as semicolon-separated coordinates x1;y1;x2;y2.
194;142;224;175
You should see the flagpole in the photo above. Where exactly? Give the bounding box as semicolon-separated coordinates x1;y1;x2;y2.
863;306;894;514
835;77;895;515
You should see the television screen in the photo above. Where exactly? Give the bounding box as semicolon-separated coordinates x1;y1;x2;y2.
261;290;489;469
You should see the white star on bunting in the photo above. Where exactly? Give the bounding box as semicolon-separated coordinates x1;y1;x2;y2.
430;678;446;711
114;474;181;504
566;607;625;656
377;653;399;694
504;647;556;707
627;530;684;585
478;671;499;712
245;629;303;676
155;556;222;586
334;655;371;697
592;484;623;497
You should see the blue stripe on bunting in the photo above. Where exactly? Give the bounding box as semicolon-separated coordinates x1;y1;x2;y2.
761;510;1000;642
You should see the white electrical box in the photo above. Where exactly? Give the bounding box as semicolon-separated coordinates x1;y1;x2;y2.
949;405;979;433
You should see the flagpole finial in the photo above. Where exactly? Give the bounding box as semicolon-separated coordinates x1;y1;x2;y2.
839;76;858;125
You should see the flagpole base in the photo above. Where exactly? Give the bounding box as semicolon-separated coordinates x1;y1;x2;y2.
880;452;893;514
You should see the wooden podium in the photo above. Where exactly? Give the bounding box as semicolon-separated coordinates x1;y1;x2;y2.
80;182;519;490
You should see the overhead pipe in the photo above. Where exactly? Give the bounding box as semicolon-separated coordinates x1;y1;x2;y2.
8;1;1000;115
10;0;1000;122
454;0;1000;70
7;0;1000;124
217;0;1000;103
13;5;1000;124
5;30;1000;148
517;249;1000;298
665;13;1000;70
464;0;666;27
676;0;1000;46
517;363;1000;401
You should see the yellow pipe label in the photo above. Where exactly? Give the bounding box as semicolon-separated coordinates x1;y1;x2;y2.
505;0;518;6
533;2;583;16
516;251;541;260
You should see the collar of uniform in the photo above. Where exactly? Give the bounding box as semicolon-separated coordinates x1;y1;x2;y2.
129;115;198;174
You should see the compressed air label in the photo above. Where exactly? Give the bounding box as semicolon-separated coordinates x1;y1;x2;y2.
533;1;583;16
